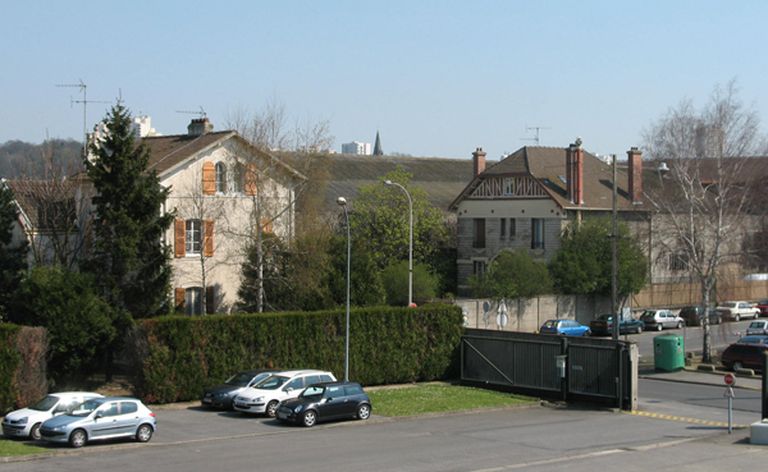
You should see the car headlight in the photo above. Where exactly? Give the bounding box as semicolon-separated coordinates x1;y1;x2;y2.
255;397;264;403
293;405;303;413
17;417;28;425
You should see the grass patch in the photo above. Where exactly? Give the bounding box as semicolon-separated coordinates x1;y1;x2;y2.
0;439;47;457
368;383;536;417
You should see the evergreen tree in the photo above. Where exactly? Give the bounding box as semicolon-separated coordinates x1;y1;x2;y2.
84;103;173;324
0;181;28;319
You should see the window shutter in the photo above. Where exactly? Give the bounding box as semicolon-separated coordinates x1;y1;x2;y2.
174;219;186;258
203;220;214;257
205;286;215;314
245;163;257;196
260;218;273;235
174;288;185;311
202;161;215;195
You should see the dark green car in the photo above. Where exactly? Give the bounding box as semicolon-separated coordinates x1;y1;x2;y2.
589;314;644;336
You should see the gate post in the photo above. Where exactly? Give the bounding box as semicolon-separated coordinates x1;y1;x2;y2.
627;343;639;410
561;337;569;401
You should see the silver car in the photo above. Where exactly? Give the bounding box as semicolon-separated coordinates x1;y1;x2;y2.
39;397;156;448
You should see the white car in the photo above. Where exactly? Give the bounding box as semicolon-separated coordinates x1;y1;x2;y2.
717;301;759;322
746;319;768;335
233;370;336;417
2;391;103;440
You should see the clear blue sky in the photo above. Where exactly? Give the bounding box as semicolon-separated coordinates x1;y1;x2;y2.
2;0;766;160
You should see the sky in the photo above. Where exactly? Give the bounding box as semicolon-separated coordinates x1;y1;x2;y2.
2;0;767;160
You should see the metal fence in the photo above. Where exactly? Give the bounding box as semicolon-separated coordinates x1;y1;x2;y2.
460;329;636;410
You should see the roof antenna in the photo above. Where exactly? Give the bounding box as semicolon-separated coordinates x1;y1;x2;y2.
56;79;109;155
520;125;551;146
175;106;207;118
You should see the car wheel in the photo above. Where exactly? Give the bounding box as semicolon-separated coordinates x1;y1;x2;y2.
584;330;591;337
357;404;371;420
733;361;744;371
302;410;317;427
677;321;684;329
735;314;740;322
136;423;153;443
69;429;87;448
30;423;41;441
266;400;279;418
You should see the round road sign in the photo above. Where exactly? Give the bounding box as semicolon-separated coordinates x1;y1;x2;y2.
723;373;736;386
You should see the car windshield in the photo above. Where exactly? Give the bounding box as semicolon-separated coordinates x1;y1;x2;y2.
542;320;556;328
749;321;765;328
721;302;737;308
253;375;289;390
29;395;59;412
70;398;104;417
226;372;259;387
300;386;325;398
640;311;656;320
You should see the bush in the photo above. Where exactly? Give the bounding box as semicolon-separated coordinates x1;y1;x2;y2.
129;304;463;403
9;267;116;384
470;250;552;299
381;261;439;306
0;324;47;413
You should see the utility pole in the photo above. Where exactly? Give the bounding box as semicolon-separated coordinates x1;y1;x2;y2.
611;154;619;341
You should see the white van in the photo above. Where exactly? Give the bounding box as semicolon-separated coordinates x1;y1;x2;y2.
233;370;335;417
2;391;103;440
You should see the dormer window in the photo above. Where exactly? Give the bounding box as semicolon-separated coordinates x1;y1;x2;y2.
503;178;513;196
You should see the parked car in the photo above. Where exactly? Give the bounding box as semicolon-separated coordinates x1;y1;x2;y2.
233;370;337;417
736;335;768;345
276;381;372;427
746;320;768;336
539;319;591;336
755;299;768;317
201;369;278;409
716;301;759;322
2;392;103;440
39;397;156;448
678;306;722;327
589;314;644;335
639;309;685;331
721;340;768;371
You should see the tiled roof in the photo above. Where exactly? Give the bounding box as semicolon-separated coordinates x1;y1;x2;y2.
286;153;485;212
452;146;650;212
4;179;76;230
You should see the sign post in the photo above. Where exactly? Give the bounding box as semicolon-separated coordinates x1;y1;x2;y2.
724;373;736;434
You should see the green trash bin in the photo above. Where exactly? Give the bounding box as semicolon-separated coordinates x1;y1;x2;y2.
654;334;685;371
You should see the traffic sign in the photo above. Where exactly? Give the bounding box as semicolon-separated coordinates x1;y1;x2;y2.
724;373;736;386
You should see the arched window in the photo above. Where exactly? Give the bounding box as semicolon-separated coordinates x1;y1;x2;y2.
215;162;227;193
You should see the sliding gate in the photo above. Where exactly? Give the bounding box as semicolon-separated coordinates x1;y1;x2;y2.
460;329;636;410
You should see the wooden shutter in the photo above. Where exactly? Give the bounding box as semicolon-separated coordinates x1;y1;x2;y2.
245;163;257;196
205;286;215;314
174;219;186;258
202;161;215;195
174;288;185;312
203;220;214;257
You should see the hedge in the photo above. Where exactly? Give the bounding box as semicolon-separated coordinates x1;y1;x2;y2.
129;304;463;403
0;324;48;413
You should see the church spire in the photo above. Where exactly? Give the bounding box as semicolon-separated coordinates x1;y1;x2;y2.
373;131;383;156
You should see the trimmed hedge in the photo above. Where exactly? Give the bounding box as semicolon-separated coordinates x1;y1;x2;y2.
129;304;463;403
0;324;48;413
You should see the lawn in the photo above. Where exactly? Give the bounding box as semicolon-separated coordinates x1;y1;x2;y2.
367;383;536;417
0;439;47;457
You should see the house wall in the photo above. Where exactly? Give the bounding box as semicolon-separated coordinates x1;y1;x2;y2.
162;139;296;313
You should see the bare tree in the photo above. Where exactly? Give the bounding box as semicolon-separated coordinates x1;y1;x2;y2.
643;80;768;363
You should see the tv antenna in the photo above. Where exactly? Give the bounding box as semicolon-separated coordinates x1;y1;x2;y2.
175;106;207;118
56;80;110;155
520;125;551;146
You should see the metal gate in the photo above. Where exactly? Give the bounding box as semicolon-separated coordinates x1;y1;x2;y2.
460;329;636;410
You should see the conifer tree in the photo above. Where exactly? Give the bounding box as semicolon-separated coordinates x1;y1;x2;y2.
0;181;28;319
84;103;173;324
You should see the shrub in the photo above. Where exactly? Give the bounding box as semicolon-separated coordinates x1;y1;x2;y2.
381;261;439;306
0;324;47;413
129;304;463;403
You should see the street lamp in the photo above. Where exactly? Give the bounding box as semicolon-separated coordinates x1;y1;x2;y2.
383;180;414;307
336;196;351;381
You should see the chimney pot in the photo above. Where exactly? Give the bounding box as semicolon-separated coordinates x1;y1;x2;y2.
188;117;213;136
472;147;487;176
627;147;643;203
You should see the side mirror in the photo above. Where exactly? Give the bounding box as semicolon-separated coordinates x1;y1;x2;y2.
94;412;103;420
284;387;293;393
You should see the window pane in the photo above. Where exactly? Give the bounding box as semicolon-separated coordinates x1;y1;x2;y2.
473;219;486;248
186;220;202;254
509;219;516;237
500;218;506;238
185;287;203;315
531;219;544;249
215;163;227;193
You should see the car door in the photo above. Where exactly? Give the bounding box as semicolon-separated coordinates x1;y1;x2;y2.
114;401;141;437
320;385;349;420
90;402;121;439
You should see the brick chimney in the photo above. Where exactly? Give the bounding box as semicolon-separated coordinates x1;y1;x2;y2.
627;146;643;204
472;147;487;176
188;117;213;136
565;139;584;205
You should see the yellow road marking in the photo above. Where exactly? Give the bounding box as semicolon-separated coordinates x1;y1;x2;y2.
625;409;747;428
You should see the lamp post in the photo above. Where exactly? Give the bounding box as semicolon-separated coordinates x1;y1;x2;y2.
383;180;413;307
336;196;351;381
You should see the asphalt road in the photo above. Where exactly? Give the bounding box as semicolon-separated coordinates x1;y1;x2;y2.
3;405;762;472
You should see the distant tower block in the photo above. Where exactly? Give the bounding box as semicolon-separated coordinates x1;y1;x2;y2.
373;131;383;156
